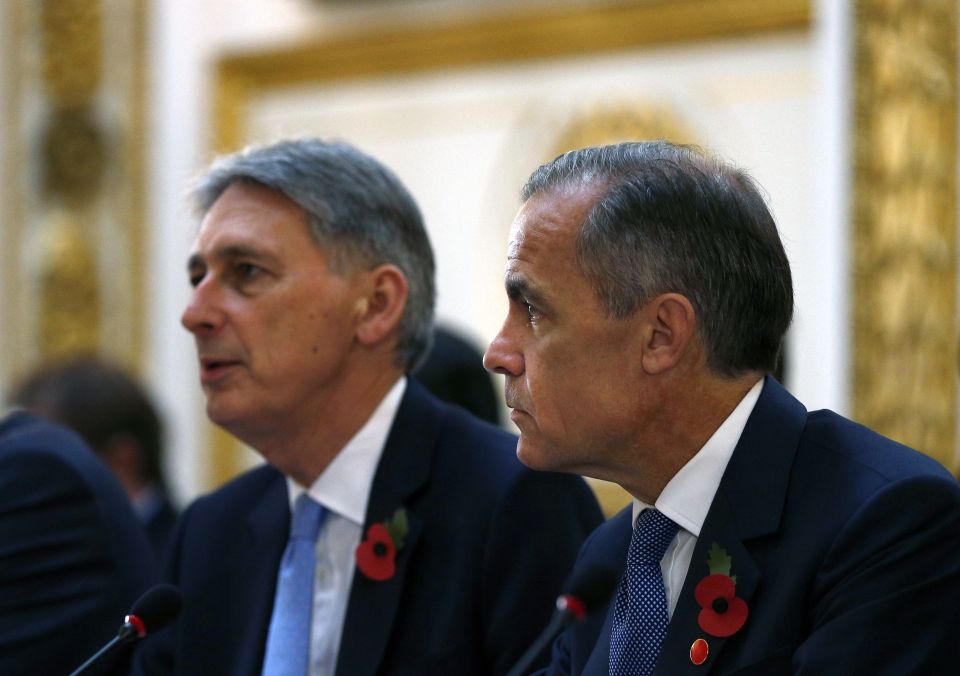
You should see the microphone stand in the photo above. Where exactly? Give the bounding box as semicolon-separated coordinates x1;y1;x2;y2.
69;616;145;676
506;594;584;676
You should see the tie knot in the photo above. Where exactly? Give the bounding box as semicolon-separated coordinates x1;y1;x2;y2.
632;508;680;564
290;493;325;541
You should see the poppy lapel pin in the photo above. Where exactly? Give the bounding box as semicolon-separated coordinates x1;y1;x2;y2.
355;507;409;582
694;543;749;638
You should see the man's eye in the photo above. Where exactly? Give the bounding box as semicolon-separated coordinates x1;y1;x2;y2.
188;271;204;288
524;301;540;323
236;263;262;280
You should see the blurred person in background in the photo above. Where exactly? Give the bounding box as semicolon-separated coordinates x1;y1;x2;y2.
413;324;502;427
0;408;156;674
11;355;178;563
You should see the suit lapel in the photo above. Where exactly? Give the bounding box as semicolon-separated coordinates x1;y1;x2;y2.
335;381;440;676
656;377;807;675
581;600;617;675
234;473;289;676
656;498;761;675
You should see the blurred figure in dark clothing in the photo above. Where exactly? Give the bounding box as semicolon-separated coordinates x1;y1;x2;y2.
0;411;156;674
10;356;178;563
414;324;502;426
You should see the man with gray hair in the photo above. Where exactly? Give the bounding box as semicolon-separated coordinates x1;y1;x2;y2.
138;138;602;675
484;141;960;675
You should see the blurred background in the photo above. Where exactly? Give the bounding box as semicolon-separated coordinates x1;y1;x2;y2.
0;0;956;507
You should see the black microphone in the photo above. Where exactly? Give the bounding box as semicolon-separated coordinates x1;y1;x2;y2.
69;583;183;676
506;565;619;676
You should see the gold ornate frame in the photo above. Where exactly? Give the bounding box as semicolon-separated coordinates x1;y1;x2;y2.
213;0;811;152
852;0;957;471
206;0;812;488
1;0;148;386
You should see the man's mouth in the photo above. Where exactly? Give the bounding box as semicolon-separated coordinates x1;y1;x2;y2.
199;357;241;383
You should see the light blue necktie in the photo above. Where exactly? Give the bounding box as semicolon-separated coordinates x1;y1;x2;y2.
609;508;680;676
262;494;326;676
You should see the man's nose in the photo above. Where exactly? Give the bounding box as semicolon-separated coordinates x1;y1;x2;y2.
181;279;224;336
484;323;524;377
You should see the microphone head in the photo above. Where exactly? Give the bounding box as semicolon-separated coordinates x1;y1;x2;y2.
127;583;183;635
557;565;619;621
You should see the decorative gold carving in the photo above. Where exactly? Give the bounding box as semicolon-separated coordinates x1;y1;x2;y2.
41;108;106;204
41;0;102;106
36;0;104;364
551;104;697;158
208;0;812;488
853;0;957;470
35;209;101;358
214;0;810;152
4;0;146;392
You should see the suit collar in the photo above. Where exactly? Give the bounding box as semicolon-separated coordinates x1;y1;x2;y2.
655;376;807;675
335;380;442;676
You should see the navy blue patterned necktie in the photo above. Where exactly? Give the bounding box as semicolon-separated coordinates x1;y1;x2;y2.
609;508;680;676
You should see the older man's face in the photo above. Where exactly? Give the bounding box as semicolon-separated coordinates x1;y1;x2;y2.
484;187;650;477
181;181;366;453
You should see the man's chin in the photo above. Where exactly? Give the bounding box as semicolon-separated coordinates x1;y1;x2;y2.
205;401;248;436
516;439;561;472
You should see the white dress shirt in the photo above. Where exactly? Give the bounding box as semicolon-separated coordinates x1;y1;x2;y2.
284;377;406;676
632;378;763;618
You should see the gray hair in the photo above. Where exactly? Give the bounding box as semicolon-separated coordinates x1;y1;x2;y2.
193;138;436;372
521;140;793;377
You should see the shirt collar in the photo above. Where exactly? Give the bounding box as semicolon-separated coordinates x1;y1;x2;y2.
286;377;407;525
634;377;764;535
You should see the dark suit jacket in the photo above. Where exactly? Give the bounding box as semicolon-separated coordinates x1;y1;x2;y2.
138;381;603;675
546;377;960;676
142;488;179;565
0;412;157;675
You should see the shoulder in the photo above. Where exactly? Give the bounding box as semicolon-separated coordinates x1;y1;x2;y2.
180;463;284;524
433;401;598;512
577;507;633;565
1;411;93;468
784;408;959;526
0;412;133;514
801;409;954;483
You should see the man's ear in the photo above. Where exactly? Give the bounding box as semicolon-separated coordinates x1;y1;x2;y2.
355;264;408;347
640;293;697;375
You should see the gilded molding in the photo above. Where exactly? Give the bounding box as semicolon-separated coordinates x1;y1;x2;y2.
2;0;149;382
214;0;810;153
36;209;101;358
550;104;697;158
853;0;958;469
207;0;812;487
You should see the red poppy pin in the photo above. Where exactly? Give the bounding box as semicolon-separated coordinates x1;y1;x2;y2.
694;543;748;638
355;508;408;581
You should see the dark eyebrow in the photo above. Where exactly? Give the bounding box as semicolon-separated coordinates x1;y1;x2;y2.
505;272;549;310
186;244;279;273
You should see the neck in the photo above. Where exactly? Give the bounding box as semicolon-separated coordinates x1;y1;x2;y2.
249;366;404;487
617;371;763;504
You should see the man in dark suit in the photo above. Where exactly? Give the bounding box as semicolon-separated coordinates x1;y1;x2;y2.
0;410;157;674
483;141;960;675
138;138;602;675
